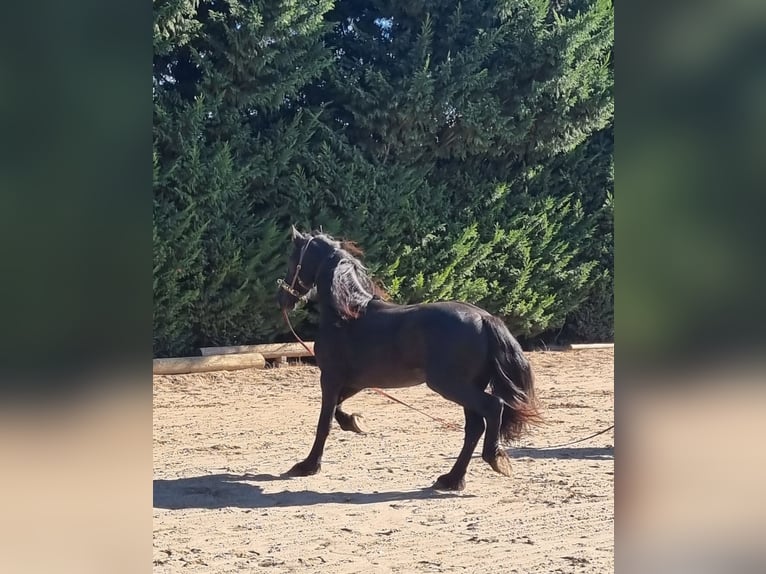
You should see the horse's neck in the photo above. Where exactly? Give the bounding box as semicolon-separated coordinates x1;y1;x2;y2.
315;263;333;301
315;262;342;323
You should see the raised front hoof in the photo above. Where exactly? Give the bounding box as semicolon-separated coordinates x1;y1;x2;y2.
286;460;321;477
347;413;367;434
485;450;513;478
337;413;367;434
432;473;466;491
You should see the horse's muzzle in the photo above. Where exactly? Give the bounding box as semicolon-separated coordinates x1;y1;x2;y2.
276;278;304;310
276;278;303;299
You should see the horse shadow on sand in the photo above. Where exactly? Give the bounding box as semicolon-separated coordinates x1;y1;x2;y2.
439;446;613;464
508;446;613;460
153;473;471;510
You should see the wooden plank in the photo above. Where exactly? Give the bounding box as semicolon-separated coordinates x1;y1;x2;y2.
569;343;614;350
535;343;614;352
539;345;571;352
199;342;314;359
153;353;266;375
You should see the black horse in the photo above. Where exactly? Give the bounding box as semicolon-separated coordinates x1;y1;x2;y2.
276;227;542;491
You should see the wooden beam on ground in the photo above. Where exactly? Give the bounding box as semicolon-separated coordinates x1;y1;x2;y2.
569;343;614;350
199;342;314;359
153;353;266;375
536;343;614;352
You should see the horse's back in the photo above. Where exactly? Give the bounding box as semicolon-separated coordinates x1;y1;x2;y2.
323;299;492;388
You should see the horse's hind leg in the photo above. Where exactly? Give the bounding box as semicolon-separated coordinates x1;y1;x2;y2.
482;413;513;477
433;408;485;491
335;387;366;434
427;371;511;485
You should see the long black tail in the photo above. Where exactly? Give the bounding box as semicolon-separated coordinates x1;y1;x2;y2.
483;315;543;442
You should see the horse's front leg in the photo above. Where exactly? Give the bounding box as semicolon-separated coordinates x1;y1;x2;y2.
287;376;340;476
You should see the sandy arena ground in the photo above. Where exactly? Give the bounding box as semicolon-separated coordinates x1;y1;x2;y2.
153;349;613;573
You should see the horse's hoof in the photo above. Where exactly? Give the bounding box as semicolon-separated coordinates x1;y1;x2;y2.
432;473;465;491
349;413;367;434
487;451;513;477
337;412;367;433
286;461;321;477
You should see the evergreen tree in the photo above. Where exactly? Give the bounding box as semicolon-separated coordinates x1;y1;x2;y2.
153;0;335;356
312;0;614;338
152;0;614;355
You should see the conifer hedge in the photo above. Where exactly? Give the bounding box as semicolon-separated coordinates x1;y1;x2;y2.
153;0;613;357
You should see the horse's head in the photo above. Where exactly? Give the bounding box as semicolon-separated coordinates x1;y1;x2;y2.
276;226;333;310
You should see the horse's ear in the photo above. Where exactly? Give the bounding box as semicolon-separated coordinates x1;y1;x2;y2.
291;224;305;242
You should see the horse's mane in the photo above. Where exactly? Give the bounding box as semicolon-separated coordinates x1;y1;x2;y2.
315;234;389;319
338;239;390;300
340;240;364;258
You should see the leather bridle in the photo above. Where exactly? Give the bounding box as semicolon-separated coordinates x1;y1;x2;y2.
276;236;316;302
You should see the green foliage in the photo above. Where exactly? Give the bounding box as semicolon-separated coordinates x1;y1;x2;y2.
153;0;614;356
566;184;613;342
153;0;336;356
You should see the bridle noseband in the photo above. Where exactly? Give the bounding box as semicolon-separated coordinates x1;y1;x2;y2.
275;278;306;301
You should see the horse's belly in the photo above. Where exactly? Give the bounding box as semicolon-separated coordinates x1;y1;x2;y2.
350;364;426;389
